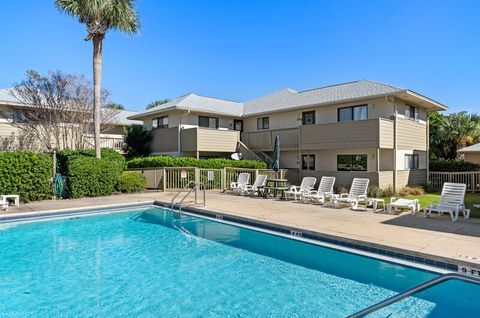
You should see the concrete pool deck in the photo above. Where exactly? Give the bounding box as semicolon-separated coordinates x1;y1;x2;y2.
2;191;480;272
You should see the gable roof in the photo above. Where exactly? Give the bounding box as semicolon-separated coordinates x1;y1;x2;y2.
130;79;447;120
458;143;480;153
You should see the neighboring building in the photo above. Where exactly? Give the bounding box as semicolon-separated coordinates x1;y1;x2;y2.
0;88;142;152
129;80;447;189
458;144;480;165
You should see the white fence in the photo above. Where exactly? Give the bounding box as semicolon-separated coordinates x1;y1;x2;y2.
128;167;288;191
429;171;480;193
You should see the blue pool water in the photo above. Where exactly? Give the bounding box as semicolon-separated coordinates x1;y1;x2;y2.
0;206;477;317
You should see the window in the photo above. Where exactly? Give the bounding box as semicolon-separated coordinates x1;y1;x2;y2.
12;109;26;123
337;155;368;171
405;105;419;121
302;111;315;125
198;116;219;129
234;119;243;132
302;154;315;170
257;117;269;130
405;154;419;170
153;115;168;129
337;105;368;122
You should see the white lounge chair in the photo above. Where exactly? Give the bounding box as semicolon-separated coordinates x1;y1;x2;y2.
302;176;336;204
230;173;251;194
284;177;317;201
1;197;7;211
387;197;419;214
244;174;268;196
332;178;369;210
425;182;469;222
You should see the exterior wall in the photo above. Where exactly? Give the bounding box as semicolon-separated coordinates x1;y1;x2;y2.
463;153;480;165
396;170;428;187
150;127;179;153
396;118;427;150
300;170;379;188
396;150;427;170
143;110;240;131
279;150;299;169
304;148;377;172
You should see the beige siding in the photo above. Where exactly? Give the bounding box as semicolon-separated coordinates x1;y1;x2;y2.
379;119;394;148
0;123;20;137
300;170;379;188
396;118;427;150
151;127;178;153
396;170;427;187
196;128;239;152
464;153;480;165
242;128;298;151
300;119;380;150
180;128;197;151
378;171;394;188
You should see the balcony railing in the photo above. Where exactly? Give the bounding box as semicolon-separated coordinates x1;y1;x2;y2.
83;134;125;152
242;127;299;151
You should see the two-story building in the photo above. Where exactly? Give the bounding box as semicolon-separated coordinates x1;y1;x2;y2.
129;80;447;189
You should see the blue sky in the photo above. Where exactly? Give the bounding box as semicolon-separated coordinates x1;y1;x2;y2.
1;0;479;112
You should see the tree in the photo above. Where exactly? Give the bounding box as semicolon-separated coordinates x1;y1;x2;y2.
123;125;152;157
104;102;125;110
56;0;140;158
146;98;170;110
430;111;480;160
0;70;118;151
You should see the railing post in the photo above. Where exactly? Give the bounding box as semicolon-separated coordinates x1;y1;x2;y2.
222;168;227;191
194;167;200;204
162;168;167;191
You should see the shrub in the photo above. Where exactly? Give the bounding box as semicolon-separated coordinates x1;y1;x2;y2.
116;171;147;193
430;159;480;172
66;157;124;198
398;186;425;196
127;156;268;169
335;186;349;194
58;148;126;174
382;185;395;198
0;152;52;202
421;183;438;194
367;185;396;198
123;125;152;158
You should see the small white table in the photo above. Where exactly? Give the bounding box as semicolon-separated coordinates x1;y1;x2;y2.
369;198;385;213
1;195;20;207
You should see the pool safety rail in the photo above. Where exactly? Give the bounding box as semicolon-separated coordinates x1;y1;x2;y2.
347;273;480;317
170;181;206;212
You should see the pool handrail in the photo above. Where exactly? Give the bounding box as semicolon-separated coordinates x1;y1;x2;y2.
347;272;480;318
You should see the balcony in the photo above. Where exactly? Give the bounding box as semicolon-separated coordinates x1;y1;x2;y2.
242;127;299;151
150;127;240;153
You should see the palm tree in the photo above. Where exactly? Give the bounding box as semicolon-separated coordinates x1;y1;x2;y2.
55;0;140;158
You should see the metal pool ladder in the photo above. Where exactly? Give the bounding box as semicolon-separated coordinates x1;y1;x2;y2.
347;273;480;317
170;181;206;212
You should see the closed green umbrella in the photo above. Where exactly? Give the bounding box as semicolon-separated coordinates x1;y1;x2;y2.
271;135;280;172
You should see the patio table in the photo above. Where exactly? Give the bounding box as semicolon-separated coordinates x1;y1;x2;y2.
263;179;288;199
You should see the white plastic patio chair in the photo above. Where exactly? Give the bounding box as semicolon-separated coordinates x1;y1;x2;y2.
302;176;336;204
284;177;317;201
387;197;419;214
425;182;469;222
244;174;268;196
230;173;250;194
1;196;7;211
332;178;370;210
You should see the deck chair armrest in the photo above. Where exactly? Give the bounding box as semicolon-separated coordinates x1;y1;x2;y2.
289;185;300;192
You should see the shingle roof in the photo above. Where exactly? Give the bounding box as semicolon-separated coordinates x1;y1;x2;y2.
458;143;480;153
134;93;244;118
243;80;403;115
0;88;20;104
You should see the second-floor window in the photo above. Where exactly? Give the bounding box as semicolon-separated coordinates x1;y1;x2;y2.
338;105;368;122
405;154;419;170
199;116;219;129
152;115;168;129
257;117;269;130
405;105;419;121
302;111;315;125
337;154;368;171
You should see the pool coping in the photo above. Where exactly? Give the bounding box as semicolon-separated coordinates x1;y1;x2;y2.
157;201;480;277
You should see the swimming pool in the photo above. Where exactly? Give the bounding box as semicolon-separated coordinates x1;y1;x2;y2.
0;206;477;317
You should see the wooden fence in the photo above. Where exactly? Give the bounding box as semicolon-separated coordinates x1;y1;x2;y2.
429;171;480;193
128;167;288;192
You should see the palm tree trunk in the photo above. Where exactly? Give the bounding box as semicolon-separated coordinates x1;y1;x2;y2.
92;36;104;159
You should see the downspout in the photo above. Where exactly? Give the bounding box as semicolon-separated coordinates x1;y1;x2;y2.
392;97;398;193
426;115;430;184
178;110;190;157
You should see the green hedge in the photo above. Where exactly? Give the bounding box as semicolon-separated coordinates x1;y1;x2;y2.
66;157;125;198
58;148;126;175
127;156;267;169
430;160;480;172
0;152;52;202
116;171;147;193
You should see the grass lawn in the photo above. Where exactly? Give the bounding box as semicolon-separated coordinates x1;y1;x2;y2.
399;193;480;218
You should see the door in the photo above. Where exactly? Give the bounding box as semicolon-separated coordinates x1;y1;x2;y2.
234;119;243;132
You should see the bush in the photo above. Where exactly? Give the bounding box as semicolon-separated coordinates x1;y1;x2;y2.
382;185;395;198
398;186;425;196
421;183;438;194
123;125;152;158
116;171;147;193
66;157;124;198
127;156;268;169
58;148;126;175
0;152;52;202
367;185;396;198
430;159;480;172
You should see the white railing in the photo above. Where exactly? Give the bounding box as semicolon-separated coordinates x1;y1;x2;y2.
429;171;480;193
83;134;125;152
129;167;288;191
